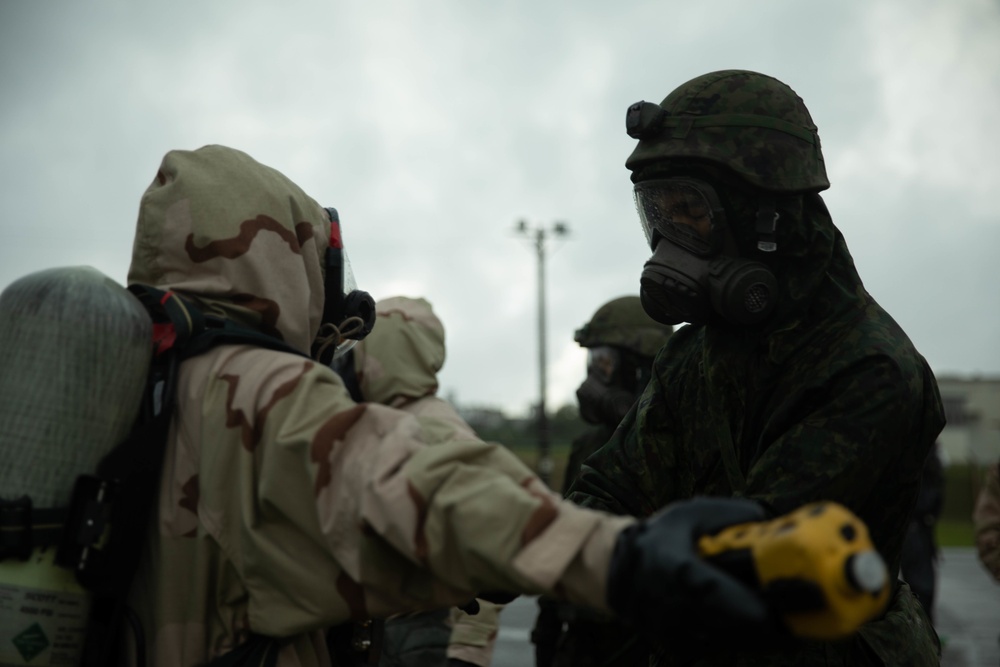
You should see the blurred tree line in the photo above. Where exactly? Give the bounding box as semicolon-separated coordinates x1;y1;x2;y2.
467;404;590;450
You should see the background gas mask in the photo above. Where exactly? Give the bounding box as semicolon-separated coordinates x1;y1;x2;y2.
576;345;645;427
635;177;777;327
312;207;377;364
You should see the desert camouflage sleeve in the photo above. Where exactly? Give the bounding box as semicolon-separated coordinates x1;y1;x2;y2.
201;347;631;638
445;602;502;667
973;462;1000;582
399;396;505;666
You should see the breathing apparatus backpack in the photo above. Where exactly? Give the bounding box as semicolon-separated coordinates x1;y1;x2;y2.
0;266;306;667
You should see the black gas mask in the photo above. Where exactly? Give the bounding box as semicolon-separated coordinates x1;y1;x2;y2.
576;346;645;427
312;207;377;365
634;178;777;327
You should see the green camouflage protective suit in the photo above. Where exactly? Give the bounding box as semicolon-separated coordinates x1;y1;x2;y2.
569;72;947;666
351;296;502;667
124;145;632;666
563;296;673;493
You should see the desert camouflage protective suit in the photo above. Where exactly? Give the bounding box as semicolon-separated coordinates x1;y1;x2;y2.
124;145;632;666
973;460;1000;582
349;296;502;667
569;71;947;666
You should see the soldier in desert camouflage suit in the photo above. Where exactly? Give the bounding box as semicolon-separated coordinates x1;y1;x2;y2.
974;459;1000;582
568;70;947;666
123;144;777;667
342;295;503;667
973;459;1000;662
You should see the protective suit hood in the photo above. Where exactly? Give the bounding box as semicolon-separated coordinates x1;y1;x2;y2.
352;296;446;407
703;186;866;367
127;144;328;355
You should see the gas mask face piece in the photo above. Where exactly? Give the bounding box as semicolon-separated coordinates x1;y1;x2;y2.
586;346;622;386
312;207;377;365
634;178;777;327
576;346;639;426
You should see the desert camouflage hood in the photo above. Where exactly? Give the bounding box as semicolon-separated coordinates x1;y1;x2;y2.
353;296;445;407
127;145;329;354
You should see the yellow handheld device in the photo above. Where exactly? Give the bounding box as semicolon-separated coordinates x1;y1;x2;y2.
697;501;890;640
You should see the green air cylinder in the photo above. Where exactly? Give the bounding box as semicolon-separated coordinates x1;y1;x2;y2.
0;266;152;666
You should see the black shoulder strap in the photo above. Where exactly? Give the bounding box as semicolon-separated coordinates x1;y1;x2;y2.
204;634;282;667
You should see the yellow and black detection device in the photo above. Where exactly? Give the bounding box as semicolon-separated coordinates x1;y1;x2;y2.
698;501;890;640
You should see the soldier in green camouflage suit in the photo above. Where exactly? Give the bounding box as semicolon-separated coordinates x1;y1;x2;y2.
564;296;673;490
534;296;672;667
122;144;777;666
567;70;946;666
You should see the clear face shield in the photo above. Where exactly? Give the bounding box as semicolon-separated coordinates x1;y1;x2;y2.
633;178;728;255
586;346;622;385
313;208;376;365
331;251;361;359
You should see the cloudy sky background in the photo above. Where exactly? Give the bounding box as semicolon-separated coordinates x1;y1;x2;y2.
2;0;998;415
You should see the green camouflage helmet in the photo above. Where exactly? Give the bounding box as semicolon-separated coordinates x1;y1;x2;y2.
624;70;829;193
574;296;673;358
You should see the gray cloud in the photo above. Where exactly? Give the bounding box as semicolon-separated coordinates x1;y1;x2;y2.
1;0;997;414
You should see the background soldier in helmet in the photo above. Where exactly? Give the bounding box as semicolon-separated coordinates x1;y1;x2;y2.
533;296;671;667
568;70;945;666
565;296;673;489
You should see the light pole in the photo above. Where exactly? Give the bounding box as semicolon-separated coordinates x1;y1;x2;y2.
515;219;570;487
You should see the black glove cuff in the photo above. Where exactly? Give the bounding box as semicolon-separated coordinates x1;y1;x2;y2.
606;521;646;617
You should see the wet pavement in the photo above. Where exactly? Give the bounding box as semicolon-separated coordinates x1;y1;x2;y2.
492;547;1000;666
938;548;1000;666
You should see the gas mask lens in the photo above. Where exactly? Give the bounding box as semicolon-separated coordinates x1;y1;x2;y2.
586;346;621;385
634;178;726;256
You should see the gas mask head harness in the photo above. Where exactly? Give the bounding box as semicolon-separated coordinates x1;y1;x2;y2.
312;207;377;365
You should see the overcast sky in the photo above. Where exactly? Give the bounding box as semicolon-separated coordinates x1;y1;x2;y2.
2;0;998;415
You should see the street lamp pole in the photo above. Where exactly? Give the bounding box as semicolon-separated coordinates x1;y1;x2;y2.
516;219;569;487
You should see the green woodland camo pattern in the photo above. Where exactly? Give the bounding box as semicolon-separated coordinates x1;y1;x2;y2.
570;70;947;667
124;145;633;667
353;296;502;667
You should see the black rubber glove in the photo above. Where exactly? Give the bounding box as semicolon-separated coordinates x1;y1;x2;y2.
606;496;778;642
531;596;562;667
